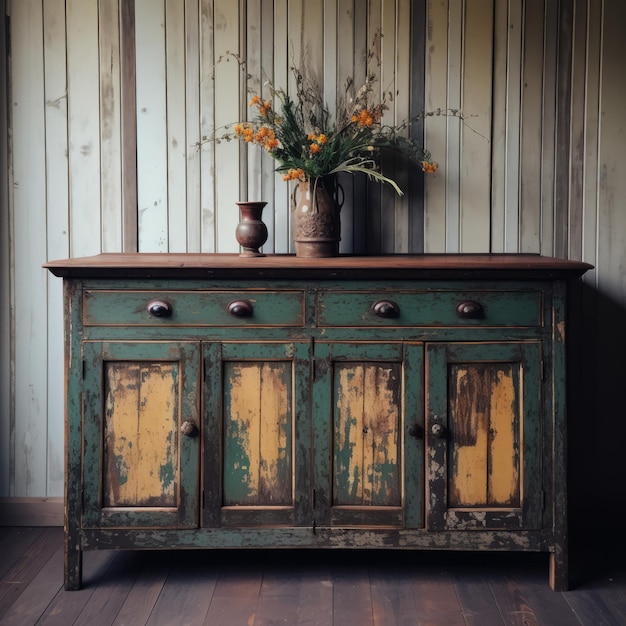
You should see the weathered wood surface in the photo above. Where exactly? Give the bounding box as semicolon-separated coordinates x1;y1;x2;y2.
45;253;593;279
2;527;624;625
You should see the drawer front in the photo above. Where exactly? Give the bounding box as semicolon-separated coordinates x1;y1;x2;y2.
317;289;543;327
83;290;305;326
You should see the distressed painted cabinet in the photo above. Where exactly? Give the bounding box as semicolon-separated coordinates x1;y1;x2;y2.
45;254;591;591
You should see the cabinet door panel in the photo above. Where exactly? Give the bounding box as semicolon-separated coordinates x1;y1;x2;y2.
82;342;201;528
426;342;542;530
333;361;402;508
204;341;311;527
314;342;423;528
223;360;293;506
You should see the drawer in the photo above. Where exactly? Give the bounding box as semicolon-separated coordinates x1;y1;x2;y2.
316;289;543;327
83;290;305;326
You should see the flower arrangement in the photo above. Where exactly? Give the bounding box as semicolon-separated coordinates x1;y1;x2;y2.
221;64;439;196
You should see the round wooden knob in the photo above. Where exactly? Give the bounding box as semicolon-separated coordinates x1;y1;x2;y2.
408;423;424;439
372;300;400;319
456;300;484;319
227;300;254;318
181;420;199;437
430;423;447;438
146;300;173;317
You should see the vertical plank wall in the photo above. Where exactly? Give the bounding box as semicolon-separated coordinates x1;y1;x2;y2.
0;0;624;531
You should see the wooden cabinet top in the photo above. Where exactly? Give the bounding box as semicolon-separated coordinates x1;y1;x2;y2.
44;253;592;280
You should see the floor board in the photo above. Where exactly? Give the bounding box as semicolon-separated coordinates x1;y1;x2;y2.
0;529;625;625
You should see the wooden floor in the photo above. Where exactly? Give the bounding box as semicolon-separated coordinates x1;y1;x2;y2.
0;527;624;625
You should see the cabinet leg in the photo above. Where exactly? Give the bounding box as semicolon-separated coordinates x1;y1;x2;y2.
64;535;83;590
549;545;569;591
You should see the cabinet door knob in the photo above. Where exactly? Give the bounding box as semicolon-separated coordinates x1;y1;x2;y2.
227;300;254;317
372;300;400;318
430;423;447;439
181;420;199;437
456;300;484;319
147;300;173;318
408;423;424;439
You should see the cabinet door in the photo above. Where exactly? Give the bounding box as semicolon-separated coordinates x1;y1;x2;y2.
426;342;542;530
204;341;311;527
313;342;423;528
82;342;201;528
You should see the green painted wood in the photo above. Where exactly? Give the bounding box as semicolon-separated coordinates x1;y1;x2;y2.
57;256;583;590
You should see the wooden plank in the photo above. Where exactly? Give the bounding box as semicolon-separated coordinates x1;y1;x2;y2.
394;0;411;253
213;0;242;253
99;0;123;252
146;553;218;625
0;542;64;625
380;0;400;253
408;0;427;253
67;0;102;257
444;0;462;252
202;559;263;625
352;0;369;254
567;0;588;261
504;0;524;253
10;0;49;497
519;0;545;254
33;550;120;624
42;0;69;498
490;0;508;253
335;0;355;252
73;552;147;625
539;0;558;258
112;553;171;626
120;0;138;252
0;527;45;579
459;0;492;252
135;0;168;252
165;0;189;252
185;0;202;252
365;0;383;253
0;0;9;499
424;0;449;252
553;0;573;258
199;0;216;252
582;0;602;266
332;559;374;625
0;527;62;614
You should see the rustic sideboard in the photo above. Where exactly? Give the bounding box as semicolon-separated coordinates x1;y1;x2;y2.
45;254;591;590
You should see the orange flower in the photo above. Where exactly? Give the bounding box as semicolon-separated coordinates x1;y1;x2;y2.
249;95;261;107
309;143;321;154
358;109;374;127
317;134;328;144
264;138;279;150
282;168;306;182
421;160;438;173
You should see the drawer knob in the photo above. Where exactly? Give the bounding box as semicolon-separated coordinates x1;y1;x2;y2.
456;300;484;319
181;420;199;437
430;423;447;439
372;300;400;319
227;300;254;318
408;423;424;439
147;300;173;318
